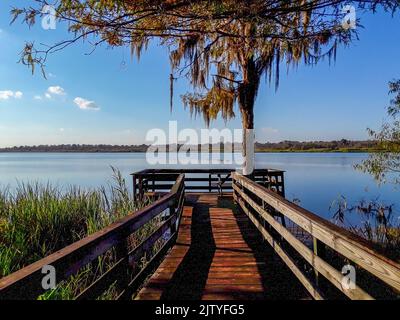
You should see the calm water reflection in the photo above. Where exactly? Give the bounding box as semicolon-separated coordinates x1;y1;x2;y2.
0;152;398;223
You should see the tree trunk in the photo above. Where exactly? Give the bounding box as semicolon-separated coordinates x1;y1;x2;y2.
238;58;258;176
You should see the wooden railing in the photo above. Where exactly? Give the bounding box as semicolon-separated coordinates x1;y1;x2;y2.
232;172;400;300
0;174;185;300
132;168;285;200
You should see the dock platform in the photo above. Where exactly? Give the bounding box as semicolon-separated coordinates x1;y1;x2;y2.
136;193;310;300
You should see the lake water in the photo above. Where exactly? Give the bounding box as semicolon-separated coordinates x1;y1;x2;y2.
0;152;399;224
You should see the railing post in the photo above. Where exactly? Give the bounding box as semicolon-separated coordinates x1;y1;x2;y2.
232;174;237;203
115;236;130;298
217;174;222;196
138;176;143;201
313;237;327;290
280;172;286;198
279;212;287;228
169;201;177;236
132;174;137;203
262;199;267;244
209;174;212;192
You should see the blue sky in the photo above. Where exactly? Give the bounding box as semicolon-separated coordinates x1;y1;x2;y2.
0;1;400;147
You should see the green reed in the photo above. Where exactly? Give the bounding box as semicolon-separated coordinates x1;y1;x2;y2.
0;167;148;279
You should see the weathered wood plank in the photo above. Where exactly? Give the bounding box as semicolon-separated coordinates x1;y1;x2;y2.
136;194;311;301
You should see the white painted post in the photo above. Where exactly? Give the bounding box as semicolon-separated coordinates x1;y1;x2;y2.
242;129;255;176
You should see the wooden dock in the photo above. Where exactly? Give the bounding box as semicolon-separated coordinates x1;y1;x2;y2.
136;193;310;300
2;169;400;300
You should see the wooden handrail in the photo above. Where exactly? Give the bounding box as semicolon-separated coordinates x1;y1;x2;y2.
132;168;285;174
0;174;185;300
131;168;285;200
232;172;400;300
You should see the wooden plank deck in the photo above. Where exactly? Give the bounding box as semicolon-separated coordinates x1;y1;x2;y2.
135;193;311;300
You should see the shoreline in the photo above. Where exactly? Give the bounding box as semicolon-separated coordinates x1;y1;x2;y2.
0;149;380;153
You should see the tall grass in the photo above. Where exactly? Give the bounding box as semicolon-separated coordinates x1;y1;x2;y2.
330;196;400;261
0;167;148;279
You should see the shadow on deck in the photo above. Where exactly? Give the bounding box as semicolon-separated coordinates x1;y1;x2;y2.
135;193;311;300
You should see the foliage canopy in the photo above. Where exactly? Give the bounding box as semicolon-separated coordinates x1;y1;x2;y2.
11;1;399;128
356;80;400;184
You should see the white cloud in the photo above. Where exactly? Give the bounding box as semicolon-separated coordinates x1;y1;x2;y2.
14;91;23;99
59;128;65;132
0;90;23;101
73;97;100;111
47;86;66;96
36;86;65;100
0;91;14;100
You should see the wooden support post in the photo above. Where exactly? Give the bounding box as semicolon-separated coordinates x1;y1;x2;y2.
138;176;143;201
313;237;327;290
262;200;267;244
132;174;137;203
168;200;177;236
217;174;222;196
279;212;287;228
115;236;130;298
232;180;237;203
170;207;177;236
277;173;287;228
280;172;286;197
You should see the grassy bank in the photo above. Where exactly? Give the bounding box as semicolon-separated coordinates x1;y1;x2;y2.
0;168;154;299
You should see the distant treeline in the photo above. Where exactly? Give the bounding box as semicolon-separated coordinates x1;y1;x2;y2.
0;140;380;153
255;139;380;152
0;144;149;153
